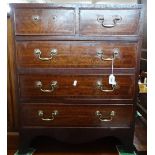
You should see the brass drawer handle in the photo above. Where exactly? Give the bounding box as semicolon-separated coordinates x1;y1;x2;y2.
96;81;118;92
95;110;115;122
35;81;58;93
97;15;122;28
38;110;58;121
96;48;120;61
34;48;57;61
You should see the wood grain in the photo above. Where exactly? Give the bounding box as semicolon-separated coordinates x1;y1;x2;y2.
18;74;135;101
7;118;147;153
20;103;133;128
9;3;144;152
16;41;138;68
7;16;18;131
80;9;141;35
14;9;75;35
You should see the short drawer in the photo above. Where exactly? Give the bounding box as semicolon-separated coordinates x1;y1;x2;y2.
16;41;137;68
14;9;75;35
20;103;133;128
80;9;141;36
19;74;135;102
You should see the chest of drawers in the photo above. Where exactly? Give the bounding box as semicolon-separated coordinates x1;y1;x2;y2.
10;3;143;153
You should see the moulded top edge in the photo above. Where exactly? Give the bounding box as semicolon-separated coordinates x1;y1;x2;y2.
9;3;143;9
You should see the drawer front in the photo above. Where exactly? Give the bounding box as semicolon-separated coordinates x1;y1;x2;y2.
19;74;135;101
80;9;141;35
14;9;75;35
20;103;133;128
16;41;137;68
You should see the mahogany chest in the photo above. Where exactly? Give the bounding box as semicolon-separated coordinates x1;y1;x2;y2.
10;3;143;153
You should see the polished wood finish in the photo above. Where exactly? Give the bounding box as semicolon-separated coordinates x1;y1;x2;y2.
16;41;138;68
80;9;141;35
19;74;135;101
20;103;133;128
11;3;143;38
10;3;143;153
7;132;19;150
8;16;14;131
7;15;18;131
14;9;75;35
7;118;147;154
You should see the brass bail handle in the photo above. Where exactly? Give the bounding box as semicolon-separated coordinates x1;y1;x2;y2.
38;110;59;121
97;15;122;28
35;81;58;93
96;80;118;92
96;48;120;61
34;48;57;61
95;110;115;122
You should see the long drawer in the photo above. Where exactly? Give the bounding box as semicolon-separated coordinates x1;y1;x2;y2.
80;8;141;35
14;8;75;35
16;41;137;68
19;74;135;101
20;103;133;128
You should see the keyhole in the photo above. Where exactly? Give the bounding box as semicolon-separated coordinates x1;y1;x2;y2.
32;15;40;22
52;16;57;21
73;80;77;87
